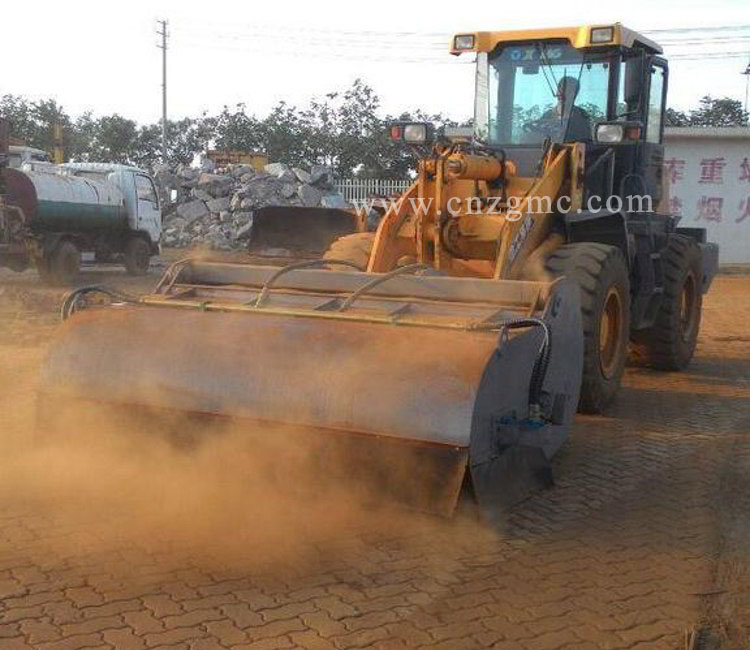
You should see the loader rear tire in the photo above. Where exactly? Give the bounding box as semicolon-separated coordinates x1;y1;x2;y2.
546;243;630;414
323;233;375;270
630;235;702;370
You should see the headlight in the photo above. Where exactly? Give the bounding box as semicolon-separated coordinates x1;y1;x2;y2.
453;34;475;51
591;26;614;44
388;121;434;145
403;124;427;143
596;124;624;143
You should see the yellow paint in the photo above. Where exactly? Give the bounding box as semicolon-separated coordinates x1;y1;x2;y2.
206;150;269;170
451;23;662;55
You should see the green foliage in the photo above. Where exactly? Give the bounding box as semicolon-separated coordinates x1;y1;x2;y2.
5;85;745;178
665;107;689;127
666;95;748;128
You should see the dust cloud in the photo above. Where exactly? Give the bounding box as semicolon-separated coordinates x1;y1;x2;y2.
0;292;495;575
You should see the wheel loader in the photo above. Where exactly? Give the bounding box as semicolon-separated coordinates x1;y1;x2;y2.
36;24;717;523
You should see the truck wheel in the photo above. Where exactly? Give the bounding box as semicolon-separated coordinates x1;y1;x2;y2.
631;235;702;370
546;243;631;414
124;237;151;276
323;233;375;270
41;241;80;286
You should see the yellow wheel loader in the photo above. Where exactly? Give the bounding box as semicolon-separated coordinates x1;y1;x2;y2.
34;24;717;522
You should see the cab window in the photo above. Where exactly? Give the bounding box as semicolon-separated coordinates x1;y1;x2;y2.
135;174;158;204
646;65;665;143
482;42;613;146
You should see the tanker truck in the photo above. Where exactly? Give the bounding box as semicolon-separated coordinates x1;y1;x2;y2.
0;161;161;284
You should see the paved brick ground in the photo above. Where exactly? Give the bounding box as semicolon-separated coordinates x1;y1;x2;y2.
0;269;748;649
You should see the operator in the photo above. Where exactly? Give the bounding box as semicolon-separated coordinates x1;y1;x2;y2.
554;76;592;141
524;76;593;143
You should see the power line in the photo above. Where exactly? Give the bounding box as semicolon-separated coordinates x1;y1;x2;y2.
172;20;750;67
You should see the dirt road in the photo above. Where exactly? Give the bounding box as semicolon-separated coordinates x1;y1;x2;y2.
0;264;748;650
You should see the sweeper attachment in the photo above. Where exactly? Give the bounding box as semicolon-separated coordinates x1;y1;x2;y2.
39;258;582;522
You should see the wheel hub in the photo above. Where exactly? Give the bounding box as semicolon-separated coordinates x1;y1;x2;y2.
599;286;623;379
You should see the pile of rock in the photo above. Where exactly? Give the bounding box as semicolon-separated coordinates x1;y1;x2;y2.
153;162;351;250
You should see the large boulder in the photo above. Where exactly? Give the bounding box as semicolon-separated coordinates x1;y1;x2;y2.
176;200;209;224
197;172;234;197
264;162;292;178
191;188;213;202
298;184;322;207
206;196;232;213
292;167;312;184
310;165;334;189
321;194;350;210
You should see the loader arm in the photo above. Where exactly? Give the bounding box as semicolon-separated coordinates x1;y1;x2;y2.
367;142;583;281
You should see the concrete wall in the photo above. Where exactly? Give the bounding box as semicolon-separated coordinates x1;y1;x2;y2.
664;127;750;264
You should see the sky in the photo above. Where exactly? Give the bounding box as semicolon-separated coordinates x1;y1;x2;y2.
3;0;749;126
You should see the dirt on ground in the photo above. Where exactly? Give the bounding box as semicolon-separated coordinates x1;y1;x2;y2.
0;260;748;650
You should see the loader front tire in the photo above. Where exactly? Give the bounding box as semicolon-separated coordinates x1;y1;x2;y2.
323;233;375;270
546;243;630;414
630;235;702;370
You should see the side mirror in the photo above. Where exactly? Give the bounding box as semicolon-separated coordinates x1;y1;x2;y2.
624;54;645;104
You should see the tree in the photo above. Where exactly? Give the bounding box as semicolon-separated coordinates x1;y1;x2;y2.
0;94;71;154
665;107;689;127
666;96;748;128
687;95;748;127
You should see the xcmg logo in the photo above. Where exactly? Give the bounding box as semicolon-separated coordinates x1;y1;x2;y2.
507;47;564;62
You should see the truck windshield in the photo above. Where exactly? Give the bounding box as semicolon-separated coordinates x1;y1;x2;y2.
475;42;613;146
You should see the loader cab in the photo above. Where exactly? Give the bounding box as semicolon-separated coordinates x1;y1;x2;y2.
462;24;667;210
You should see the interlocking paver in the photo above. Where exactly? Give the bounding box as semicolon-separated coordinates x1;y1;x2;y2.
143;625;206;647
161;609;223;629
330;626;389;649
60;615;125;637
123;610;164;635
220;604;263;629
0;638;34;650
142;595;183;618
244;619;306;642
102;628;146;650
1;273;750;650
258;604;316;624
232;637;294;650
35;633;106;650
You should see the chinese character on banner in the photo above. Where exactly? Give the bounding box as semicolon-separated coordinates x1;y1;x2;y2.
738;197;750;224
698;157;726;184
664;158;686;184
697;196;723;222
740;157;750;183
669;196;683;216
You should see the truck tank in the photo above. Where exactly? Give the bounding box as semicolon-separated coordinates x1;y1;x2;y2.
2;167;127;233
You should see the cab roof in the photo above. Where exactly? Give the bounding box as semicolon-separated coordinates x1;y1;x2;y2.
451;23;662;56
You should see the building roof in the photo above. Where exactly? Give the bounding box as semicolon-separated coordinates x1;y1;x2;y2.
664;127;750;140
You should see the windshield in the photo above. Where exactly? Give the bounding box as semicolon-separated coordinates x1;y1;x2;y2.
475;42;613;146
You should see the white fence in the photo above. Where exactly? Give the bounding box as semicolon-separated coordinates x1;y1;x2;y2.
335;178;411;202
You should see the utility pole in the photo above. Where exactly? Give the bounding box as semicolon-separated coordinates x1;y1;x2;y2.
743;61;750;114
157;19;169;163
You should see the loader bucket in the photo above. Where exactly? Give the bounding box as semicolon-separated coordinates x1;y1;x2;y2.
247;206;360;256
38;260;583;521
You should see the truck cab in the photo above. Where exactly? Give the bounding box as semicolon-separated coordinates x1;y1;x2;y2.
8;145;51;168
